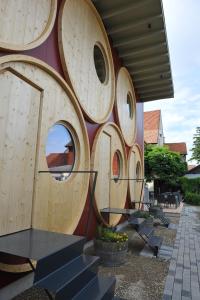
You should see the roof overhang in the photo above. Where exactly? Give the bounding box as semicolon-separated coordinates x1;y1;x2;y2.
92;0;174;102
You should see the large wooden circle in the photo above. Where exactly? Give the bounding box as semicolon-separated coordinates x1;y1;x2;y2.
0;0;57;51
91;123;128;226
128;144;144;206
0;55;90;235
58;0;115;123
116;67;136;146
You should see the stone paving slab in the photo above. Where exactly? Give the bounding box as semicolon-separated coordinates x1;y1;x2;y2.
162;205;200;300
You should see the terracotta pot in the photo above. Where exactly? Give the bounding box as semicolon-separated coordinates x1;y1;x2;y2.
94;239;128;266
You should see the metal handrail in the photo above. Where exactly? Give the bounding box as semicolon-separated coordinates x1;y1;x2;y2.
110;177;145;206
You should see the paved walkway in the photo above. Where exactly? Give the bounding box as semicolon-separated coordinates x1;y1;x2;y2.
163;205;200;300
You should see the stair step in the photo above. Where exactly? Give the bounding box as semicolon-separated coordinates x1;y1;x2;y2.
35;255;99;299
72;275;116;300
34;237;86;282
138;226;154;237
157;214;170;225
148;235;163;248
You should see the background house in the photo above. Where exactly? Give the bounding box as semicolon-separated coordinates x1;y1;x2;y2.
165;142;187;162
144;110;165;146
185;165;200;179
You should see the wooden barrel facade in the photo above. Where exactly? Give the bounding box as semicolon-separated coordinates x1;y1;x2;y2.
58;0;115;123
115;67;137;146
0;1;144;280
128;144;144;208
0;55;90;236
0;0;57;51
91;123;128;226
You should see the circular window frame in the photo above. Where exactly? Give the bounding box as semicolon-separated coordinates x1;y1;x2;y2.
93;42;109;85
45;120;80;183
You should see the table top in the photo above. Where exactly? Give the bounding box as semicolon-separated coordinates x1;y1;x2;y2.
100;207;137;215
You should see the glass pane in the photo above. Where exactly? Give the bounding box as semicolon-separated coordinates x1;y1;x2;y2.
93;44;107;83
46;124;75;181
112;151;121;180
127;93;133;119
136;161;141;180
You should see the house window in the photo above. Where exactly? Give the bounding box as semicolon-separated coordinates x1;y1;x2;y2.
93;44;108;84
127;92;133;119
46;123;75;181
112;151;121;181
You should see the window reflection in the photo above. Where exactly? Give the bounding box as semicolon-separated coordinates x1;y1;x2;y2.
127;93;133;119
93;44;107;84
112;151;121;180
136;161;141;180
46;124;75;181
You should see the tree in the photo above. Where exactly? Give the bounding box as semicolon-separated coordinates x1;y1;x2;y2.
190;127;200;163
144;145;187;185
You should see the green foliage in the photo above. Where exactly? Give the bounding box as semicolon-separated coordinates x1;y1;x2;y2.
97;226;128;243
179;177;200;205
179;177;200;194
132;211;150;219
190;127;200;163
184;192;200;205
145;145;187;185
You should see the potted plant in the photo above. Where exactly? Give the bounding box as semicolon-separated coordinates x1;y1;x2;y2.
94;225;128;266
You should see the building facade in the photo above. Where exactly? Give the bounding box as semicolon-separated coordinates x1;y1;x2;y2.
0;0;173;288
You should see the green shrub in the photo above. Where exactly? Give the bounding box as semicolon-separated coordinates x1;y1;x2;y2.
185;192;200;205
179;177;200;196
97;226;128;243
132;211;150;219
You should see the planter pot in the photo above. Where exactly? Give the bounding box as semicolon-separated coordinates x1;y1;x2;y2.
94;239;128;267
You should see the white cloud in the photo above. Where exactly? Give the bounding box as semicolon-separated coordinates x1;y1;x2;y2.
144;1;200;164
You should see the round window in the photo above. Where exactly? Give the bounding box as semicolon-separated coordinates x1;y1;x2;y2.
127;92;133;119
46;123;75;181
93;44;108;84
112;151;121;181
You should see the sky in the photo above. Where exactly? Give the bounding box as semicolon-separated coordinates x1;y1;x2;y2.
144;0;200;164
46;124;73;155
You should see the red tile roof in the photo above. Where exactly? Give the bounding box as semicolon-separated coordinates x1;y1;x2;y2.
188;165;196;171
144;110;161;144
46;153;74;168
165;143;187;155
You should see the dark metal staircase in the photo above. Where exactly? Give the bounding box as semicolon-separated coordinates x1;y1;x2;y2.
0;229;116;300
128;218;163;256
149;207;171;227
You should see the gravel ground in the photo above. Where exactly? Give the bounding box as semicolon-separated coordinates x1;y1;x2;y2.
96;223;172;300
14;287;49;300
13;214;179;300
151;213;179;247
99;252;169;300
91;214;179;300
